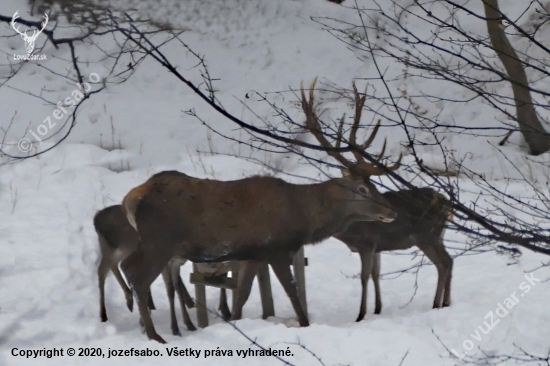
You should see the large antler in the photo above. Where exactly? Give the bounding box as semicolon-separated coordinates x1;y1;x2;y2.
300;78;401;177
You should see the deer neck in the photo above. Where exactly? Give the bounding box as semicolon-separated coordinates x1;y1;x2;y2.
298;180;347;244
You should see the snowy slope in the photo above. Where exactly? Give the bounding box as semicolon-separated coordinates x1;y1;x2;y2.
1;0;549;365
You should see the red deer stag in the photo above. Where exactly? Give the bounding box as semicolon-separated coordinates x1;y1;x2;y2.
95;205;199;335
300;80;453;321
228;79;405;323
121;143;397;342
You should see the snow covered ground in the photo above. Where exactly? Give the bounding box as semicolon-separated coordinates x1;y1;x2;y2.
1;0;549;365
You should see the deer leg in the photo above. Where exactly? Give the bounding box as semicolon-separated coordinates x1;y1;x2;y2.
147;290;156;311
176;284;197;331
97;256;112;322
161;266;181;336
420;241;453;309
179;280;195;309
171;260;195;309
257;262;275;319
231;261;260;321
372;252;382;315
219;287;231;321
439;238;453;307
170;262;197;331
443;269;453;307
269;256;309;327
111;264;134;313
357;245;376;322
177;294;197;331
121;247;170;344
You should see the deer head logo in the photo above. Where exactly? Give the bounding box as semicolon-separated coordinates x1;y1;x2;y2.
11;11;48;54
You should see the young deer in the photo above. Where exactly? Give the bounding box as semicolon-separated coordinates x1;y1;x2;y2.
335;186;453;321
94;205;197;335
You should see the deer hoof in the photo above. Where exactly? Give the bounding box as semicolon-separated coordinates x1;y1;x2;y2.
126;298;134;312
149;333;167;344
296;317;310;327
220;308;231;321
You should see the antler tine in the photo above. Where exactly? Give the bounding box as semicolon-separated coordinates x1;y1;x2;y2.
359;147;403;176
345;82;402;176
361;119;382;151
388;152;403;171
355;135;386;176
374;137;387;163
300;78;355;170
350;81;368;163
334;113;345;150
300;78;318;131
309;77;316;110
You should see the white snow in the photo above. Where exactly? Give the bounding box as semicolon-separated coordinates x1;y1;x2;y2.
1;0;549;365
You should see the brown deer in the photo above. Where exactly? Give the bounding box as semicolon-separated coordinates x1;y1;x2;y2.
120;133;398;343
299;79;453;321
94;205;198;335
227;80;405;323
335;186;453;321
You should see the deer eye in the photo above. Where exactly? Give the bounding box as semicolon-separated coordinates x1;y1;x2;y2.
358;185;369;196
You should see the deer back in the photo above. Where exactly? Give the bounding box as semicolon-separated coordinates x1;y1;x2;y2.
94;204;140;256
124;171;395;263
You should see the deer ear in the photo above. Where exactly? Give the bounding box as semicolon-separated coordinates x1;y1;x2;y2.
341;168;352;178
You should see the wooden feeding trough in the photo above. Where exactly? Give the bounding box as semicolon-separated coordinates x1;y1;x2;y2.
189;247;308;328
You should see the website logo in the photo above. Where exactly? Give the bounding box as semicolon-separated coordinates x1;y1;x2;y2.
11;10;48;61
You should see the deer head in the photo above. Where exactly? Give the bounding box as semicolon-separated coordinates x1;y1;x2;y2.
11;11;49;54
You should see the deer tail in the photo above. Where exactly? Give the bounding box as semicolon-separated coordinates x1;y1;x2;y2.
122;183;151;232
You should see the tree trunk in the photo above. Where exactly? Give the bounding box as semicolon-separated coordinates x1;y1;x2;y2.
482;0;550;155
